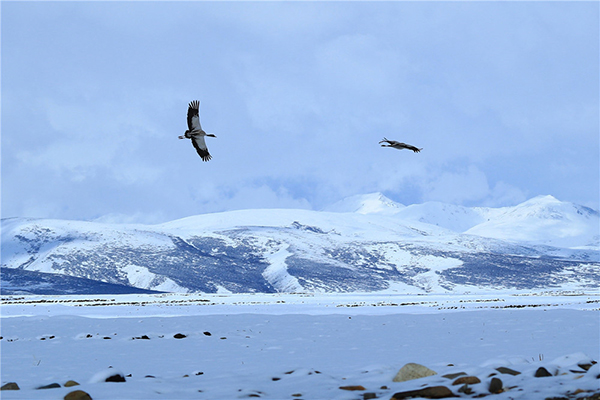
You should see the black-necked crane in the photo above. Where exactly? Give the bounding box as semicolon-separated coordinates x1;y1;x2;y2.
379;137;422;153
178;100;216;161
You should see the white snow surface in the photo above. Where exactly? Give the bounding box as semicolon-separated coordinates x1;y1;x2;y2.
1;292;599;399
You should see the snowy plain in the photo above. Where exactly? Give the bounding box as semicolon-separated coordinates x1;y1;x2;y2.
1;291;599;400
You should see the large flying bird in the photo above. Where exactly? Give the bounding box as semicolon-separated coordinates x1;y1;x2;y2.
379;137;422;153
178;100;216;161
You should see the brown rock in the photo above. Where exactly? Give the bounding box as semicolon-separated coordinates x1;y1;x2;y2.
443;372;466;380
489;377;503;394
64;380;80;387
495;367;521;376
1;382;20;390
577;363;593;371
363;393;377;400
452;376;481;385
64;390;93;400
393;363;437;382
391;386;456;399
340;385;366;391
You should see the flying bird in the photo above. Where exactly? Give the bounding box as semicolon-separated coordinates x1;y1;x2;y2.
379;137;422;153
178;100;216;161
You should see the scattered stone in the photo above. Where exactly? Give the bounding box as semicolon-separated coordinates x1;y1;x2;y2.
103;337;111;340
458;384;473;395
391;385;456;399
272;377;281;381
64;390;93;400
578;363;594;371
203;331;212;336
452;376;481;385
364;393;377;400
443;372;467;380
220;337;227;340
195;371;204;376
37;383;61;389
64;380;80;387
496;367;521;376
86;334;93;338
105;373;126;382
393;363;438;382
291;394;302;397
535;367;553;377
1;382;20;390
134;335;150;340
174;333;187;339
489;377;503;394
340;385;366;391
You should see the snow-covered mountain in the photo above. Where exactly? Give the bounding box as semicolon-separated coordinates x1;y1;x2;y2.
1;194;598;295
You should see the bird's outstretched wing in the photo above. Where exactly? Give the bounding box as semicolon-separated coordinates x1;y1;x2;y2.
187;100;202;131
191;135;212;162
403;144;422;153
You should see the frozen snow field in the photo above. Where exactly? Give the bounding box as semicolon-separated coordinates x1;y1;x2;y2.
1;292;599;399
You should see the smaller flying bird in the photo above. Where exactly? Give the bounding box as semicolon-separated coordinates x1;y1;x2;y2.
379;137;422;153
178;100;216;162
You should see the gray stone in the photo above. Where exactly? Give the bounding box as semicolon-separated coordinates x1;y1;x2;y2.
535;367;553;377
105;373;126;382
489;377;503;394
393;363;437;382
37;383;61;389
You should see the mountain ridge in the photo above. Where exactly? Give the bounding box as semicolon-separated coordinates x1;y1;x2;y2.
2;194;598;295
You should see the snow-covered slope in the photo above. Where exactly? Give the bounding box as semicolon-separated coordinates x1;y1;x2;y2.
1;194;598;294
466;195;600;249
323;192;404;214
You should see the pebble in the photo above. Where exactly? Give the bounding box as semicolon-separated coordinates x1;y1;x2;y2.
64;390;93;400
496;367;521;376
535;367;553;377
391;385;455;399
489;377;503;394
339;385;366;391
452;376;481;385
37;382;61;389
105;373;126;382
0;382;20;390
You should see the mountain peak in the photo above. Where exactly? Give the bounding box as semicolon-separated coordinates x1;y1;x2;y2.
323;192;404;214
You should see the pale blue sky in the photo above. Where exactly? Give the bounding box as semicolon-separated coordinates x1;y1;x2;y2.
2;1;598;223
